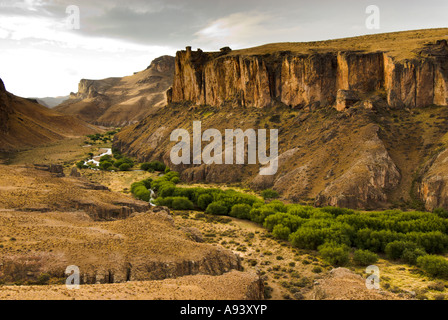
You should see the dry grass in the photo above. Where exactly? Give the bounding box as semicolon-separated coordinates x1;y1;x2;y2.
0;270;259;300
230;28;448;61
7;137;105;166
83;169;156;193
0;164;149;214
170;210;326;300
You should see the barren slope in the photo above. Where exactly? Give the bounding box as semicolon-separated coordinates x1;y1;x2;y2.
0;78;97;153
0;165;242;285
55;56;174;126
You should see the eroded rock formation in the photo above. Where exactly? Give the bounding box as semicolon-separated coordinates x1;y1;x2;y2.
169;40;448;110
56;55;175;126
115;31;448;210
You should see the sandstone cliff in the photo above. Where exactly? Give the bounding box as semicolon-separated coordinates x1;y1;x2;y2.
0;78;12;134
55;55;175;126
115;29;448;210
170;40;448;110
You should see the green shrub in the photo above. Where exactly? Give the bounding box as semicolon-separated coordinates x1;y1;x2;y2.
99;161;113;170
76;161;87;169
229;204;252;219
171;197;194;210
140;163;152;171
353;249;379;266
197;194;213;210
265;200;287;213
131;182;145;194
261;189;279;200
151;161;166;172
141;178;153;189
100;155;112;162
134;186;151;202
433;208;448;218
206;202;229;215
289;228;329;250
402;247;427;265
318;242;350;266
321;207;355;217
159;182;176;198
250;206;277;224
114;158;134;168
119;163;131;171
385;241;420;260
154;197;173;207
417;255;448;278
272;224;291;240
170;177;180;184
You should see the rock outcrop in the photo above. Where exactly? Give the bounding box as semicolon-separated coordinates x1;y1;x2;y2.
169;41;448;110
33;164;65;177
0;209;242;285
309;268;401;300
315;125;401;209
56;55;175;126
115;30;448;210
0;78;12;134
0;271;263;300
418;149;448;211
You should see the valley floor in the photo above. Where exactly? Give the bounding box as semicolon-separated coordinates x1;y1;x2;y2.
1;137;447;300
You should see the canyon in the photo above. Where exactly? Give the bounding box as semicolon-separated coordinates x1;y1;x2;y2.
115;29;448;211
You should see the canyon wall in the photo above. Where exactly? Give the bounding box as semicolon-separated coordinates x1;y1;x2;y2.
116;36;448;211
0;78;12;134
169;41;448;110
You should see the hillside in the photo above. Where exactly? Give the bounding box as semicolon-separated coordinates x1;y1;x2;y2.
33;96;69;108
55;55;175;127
115;29;448;211
0;78;97;153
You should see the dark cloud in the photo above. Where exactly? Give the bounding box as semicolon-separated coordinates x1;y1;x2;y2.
3;0;448;49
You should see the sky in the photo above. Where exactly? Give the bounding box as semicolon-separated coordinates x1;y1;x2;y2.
0;0;447;98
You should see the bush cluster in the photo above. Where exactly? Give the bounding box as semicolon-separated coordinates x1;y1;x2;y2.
131;173;448;278
140;161;166;172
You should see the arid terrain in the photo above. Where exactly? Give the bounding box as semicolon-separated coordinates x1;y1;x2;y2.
115;28;448;212
2;134;448;300
0;78;97;153
4;29;448;301
55;56;175;127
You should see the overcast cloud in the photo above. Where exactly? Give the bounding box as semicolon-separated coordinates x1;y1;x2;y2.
0;0;447;97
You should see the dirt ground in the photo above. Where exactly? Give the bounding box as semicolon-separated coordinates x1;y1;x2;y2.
1;136;443;300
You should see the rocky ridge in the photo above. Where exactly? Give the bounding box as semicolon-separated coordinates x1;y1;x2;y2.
114;29;448;211
55;55;175;126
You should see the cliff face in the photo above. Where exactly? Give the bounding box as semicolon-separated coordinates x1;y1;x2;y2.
56;55;175;126
170;41;448;110
116;31;448;210
0;78;12;134
418;149;448;211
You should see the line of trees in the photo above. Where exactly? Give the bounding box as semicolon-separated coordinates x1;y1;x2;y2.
130;171;448;278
